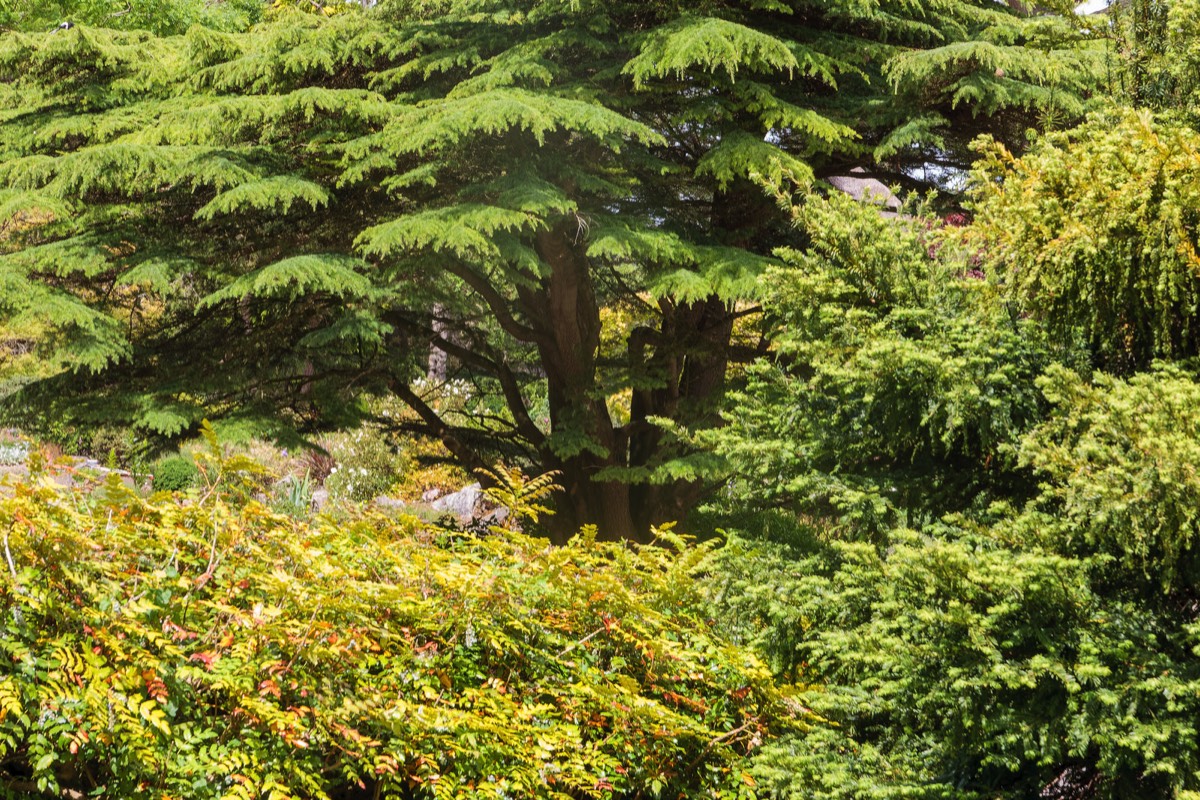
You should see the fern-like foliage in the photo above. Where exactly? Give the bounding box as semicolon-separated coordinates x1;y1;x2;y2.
0;472;799;799
623;16;800;87
880;9;1101;161
194;175;331;220
477;461;562;525
197;254;373;308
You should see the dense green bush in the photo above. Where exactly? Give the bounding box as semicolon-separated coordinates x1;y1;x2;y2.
699;189;1200;799
707;192;1051;535
708;520;1200;800
87;426;138;470
1021;363;1200;588
151;454;200;492
968;110;1200;372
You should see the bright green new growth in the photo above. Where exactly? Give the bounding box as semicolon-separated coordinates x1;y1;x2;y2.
969;109;1200;372
0;0;266;35
1024;363;1200;588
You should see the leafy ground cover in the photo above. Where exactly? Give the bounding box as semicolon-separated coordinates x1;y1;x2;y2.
0;444;799;799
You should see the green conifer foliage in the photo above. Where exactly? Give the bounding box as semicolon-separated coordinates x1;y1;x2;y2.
697;198;1200;800
0;0;266;34
0;1;1092;540
1022;363;1200;589
1091;0;1200;114
710;515;1200;799
968;109;1200;372
705;192;1050;535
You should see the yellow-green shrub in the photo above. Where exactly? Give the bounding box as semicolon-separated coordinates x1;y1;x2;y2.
0;473;797;799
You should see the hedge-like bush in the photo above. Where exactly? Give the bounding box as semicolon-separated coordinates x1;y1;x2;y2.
0;472;796;799
151;455;200;493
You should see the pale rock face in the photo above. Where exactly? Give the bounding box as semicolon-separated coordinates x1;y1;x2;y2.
431;483;483;519
826;168;902;211
481;506;509;526
311;488;329;511
374;496;408;511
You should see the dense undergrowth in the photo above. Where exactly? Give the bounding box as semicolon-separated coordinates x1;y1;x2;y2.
0;454;797;799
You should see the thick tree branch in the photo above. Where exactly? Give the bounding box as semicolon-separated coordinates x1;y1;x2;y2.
390;381;491;474
386;311;546;448
728;342;771;363
442;261;545;345
426;333;547;449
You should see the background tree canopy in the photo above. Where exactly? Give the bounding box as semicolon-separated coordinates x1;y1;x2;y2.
0;0;267;34
0;0;1096;540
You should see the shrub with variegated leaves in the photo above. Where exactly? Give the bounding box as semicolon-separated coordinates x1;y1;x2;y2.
0;456;798;799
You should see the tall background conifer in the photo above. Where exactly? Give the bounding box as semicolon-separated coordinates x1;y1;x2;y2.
0;0;1095;538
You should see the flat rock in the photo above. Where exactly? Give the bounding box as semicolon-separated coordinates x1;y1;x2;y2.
480;506;510;527
0;462;140;492
374;496;408;511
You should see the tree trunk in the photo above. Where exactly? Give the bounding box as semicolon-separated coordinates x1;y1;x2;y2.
518;222;648;544
427;303;448;383
514;211;745;542
625;294;734;533
547;458;645;545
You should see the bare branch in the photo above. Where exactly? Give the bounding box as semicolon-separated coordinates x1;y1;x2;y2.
427;333;546;448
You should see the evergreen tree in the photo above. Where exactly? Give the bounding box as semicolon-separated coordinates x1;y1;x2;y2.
700;188;1200;800
706;192;1052;537
0;0;1093;540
